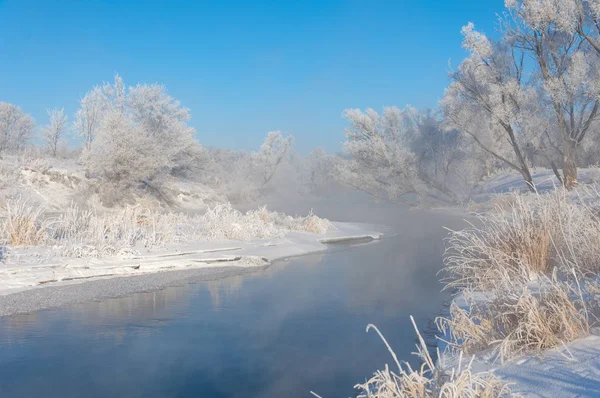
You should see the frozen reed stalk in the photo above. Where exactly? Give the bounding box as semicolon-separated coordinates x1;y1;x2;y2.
355;317;513;397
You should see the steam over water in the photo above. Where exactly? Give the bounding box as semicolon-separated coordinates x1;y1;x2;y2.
0;194;467;397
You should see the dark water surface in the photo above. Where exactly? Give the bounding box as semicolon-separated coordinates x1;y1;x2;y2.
0;199;467;398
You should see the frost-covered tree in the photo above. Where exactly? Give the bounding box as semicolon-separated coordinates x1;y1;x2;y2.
74;74;129;151
84;109;167;185
338;107;468;205
198;132;297;203
305;147;340;192
81;74;198;203
42;108;68;157
251;131;294;186
0;102;35;153
202;148;255;202
74;86;106;151
503;0;600;188
442;23;542;191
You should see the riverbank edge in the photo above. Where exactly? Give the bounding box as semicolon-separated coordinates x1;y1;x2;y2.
0;221;385;317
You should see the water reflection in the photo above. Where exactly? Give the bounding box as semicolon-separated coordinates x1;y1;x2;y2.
0;208;466;398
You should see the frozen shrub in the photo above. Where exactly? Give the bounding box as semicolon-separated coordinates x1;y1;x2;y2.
289;210;332;234
199;203;283;241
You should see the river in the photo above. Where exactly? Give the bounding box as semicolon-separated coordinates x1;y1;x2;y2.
0;198;466;397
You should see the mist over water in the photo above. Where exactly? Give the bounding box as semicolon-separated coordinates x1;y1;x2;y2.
0;194;468;397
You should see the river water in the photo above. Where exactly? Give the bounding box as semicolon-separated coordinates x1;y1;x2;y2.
0;200;466;397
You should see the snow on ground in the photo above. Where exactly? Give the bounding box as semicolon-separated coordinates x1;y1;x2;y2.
475;167;600;197
493;333;600;397
0;154;227;213
435;172;600;397
0;222;383;296
435;269;600;397
437;329;600;397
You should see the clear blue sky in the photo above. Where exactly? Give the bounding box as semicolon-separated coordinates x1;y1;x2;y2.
0;0;504;153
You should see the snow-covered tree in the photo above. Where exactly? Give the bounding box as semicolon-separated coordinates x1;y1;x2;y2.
0;102;35;153
42;108;68;157
503;0;600;188
81;74;198;203
84;109;166;185
74;74;129;151
338;106;468;205
74;86;105;151
251;131;294;186
304;147;340;192
442;23;542;191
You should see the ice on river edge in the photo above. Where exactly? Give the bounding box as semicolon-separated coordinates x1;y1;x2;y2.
0;222;384;296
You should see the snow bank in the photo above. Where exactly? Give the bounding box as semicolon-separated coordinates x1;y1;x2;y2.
0;221;383;296
434;188;600;396
437;306;600;397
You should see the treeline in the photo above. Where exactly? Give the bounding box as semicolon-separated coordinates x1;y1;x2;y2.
341;1;600;204
0;76;338;205
4;0;600;206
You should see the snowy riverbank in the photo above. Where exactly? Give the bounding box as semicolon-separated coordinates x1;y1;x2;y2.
436;291;600;397
0;221;384;297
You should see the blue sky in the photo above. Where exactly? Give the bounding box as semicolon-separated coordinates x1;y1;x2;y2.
0;0;505;153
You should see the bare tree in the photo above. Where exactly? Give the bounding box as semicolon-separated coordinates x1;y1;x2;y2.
42;108;68;157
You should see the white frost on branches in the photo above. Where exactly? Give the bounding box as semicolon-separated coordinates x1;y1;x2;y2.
41;108;68;157
251;131;294;186
338;106;467;205
442;23;542;189
504;0;579;32
79;74;198;202
0;102;35;153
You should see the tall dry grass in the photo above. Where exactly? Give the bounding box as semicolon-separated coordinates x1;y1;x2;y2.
2;199;47;246
440;188;600;362
444;189;600;291
437;273;596;362
0;199;332;257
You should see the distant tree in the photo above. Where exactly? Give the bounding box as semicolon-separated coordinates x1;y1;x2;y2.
74;86;106;151
305;147;340;192
251;131;294;186
42;108;68;157
0;102;35;153
338;106;468;205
